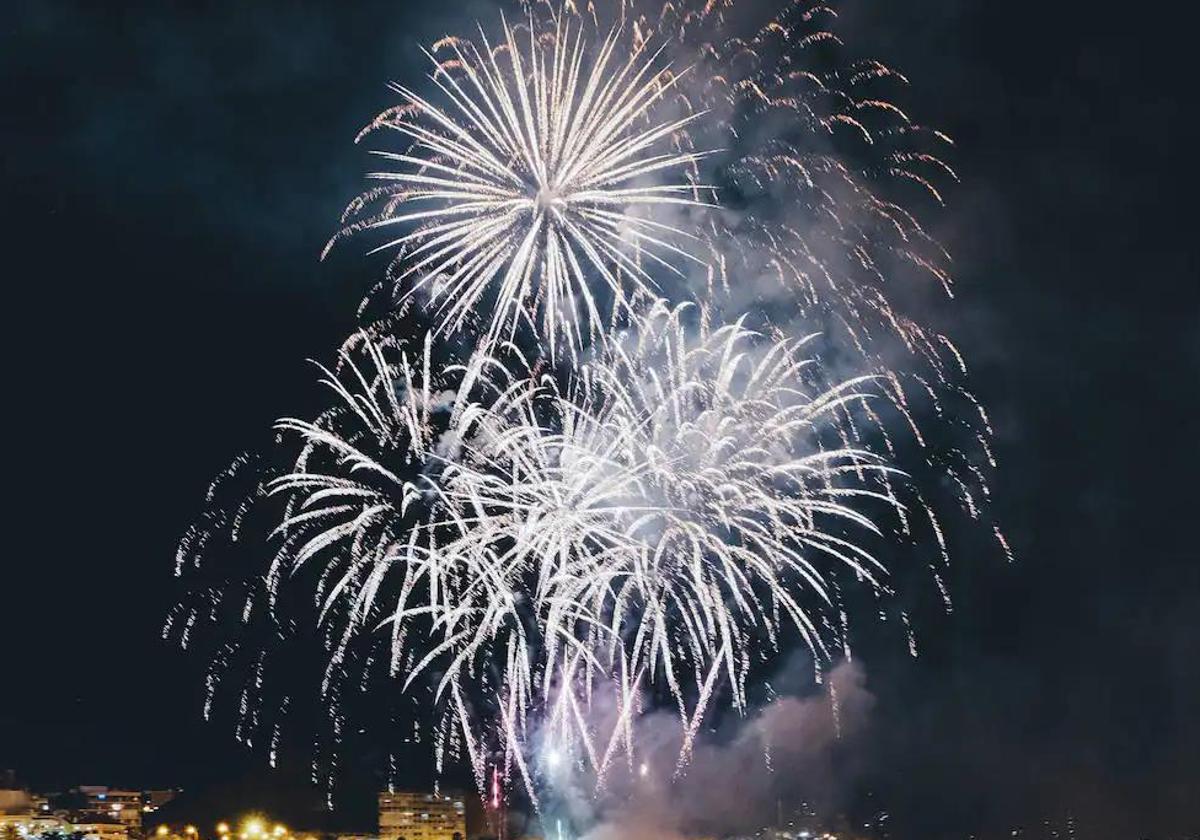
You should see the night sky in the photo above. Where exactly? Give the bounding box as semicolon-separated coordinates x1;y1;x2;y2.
3;2;1197;839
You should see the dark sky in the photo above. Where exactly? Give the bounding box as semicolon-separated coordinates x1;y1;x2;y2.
2;2;1196;839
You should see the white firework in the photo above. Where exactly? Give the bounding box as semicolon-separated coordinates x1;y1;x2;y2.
246;303;908;802
332;15;710;357
437;302;905;785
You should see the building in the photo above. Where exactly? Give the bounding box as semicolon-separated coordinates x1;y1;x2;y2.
0;788;33;816
74;788;142;836
1;785;35;837
22;815;72;836
378;792;466;840
72;818;131;840
0;777;154;840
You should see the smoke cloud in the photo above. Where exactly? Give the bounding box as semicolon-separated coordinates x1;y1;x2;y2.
551;660;875;839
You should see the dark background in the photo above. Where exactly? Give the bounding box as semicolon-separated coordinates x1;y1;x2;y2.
2;1;1196;838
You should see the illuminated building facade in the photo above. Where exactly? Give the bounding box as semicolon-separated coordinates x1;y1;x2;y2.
1;786;35;837
75;788;142;836
378;792;466;840
72;819;131;840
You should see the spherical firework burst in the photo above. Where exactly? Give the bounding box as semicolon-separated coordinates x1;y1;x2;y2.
437;302;908;785
508;0;959;368
329;15;710;358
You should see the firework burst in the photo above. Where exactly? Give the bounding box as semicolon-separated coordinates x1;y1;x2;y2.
515;0;959;369
329;15;710;358
444;302;911;787
172;303;919;805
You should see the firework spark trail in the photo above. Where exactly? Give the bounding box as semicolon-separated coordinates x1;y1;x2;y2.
328;15;712;359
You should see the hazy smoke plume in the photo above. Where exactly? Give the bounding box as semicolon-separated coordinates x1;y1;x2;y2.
559;660;874;838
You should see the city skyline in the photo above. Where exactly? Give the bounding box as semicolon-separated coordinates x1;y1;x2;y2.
0;772;1134;840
